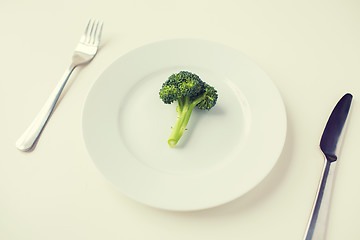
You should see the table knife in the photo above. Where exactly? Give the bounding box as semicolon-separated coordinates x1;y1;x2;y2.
303;93;353;240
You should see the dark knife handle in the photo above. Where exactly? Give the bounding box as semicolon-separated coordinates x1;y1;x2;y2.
303;158;337;240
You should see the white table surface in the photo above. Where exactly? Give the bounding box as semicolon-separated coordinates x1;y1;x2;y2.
1;0;360;239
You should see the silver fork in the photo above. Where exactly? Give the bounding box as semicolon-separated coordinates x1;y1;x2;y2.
16;19;104;152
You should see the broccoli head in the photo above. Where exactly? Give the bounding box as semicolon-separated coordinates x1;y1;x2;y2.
159;71;218;147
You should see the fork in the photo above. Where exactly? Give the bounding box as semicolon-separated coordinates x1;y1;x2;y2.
16;19;104;152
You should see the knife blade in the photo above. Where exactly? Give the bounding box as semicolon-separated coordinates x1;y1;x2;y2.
304;93;352;240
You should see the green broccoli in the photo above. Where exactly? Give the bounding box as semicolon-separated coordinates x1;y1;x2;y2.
159;71;218;147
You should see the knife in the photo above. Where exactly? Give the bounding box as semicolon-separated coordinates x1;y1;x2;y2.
303;93;353;240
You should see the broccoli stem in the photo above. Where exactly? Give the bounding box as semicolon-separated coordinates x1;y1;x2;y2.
168;95;206;147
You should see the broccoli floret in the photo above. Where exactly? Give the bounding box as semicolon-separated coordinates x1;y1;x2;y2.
159;71;218;147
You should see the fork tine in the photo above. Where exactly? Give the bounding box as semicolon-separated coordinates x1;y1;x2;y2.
86;19;96;44
94;20;103;46
90;19;99;45
80;19;92;43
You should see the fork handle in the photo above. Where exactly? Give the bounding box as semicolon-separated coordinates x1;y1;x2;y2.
16;65;76;151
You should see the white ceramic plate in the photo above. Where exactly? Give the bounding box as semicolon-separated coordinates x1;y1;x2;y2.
82;39;287;211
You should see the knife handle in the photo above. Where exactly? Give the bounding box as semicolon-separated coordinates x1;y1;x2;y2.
303;159;337;240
